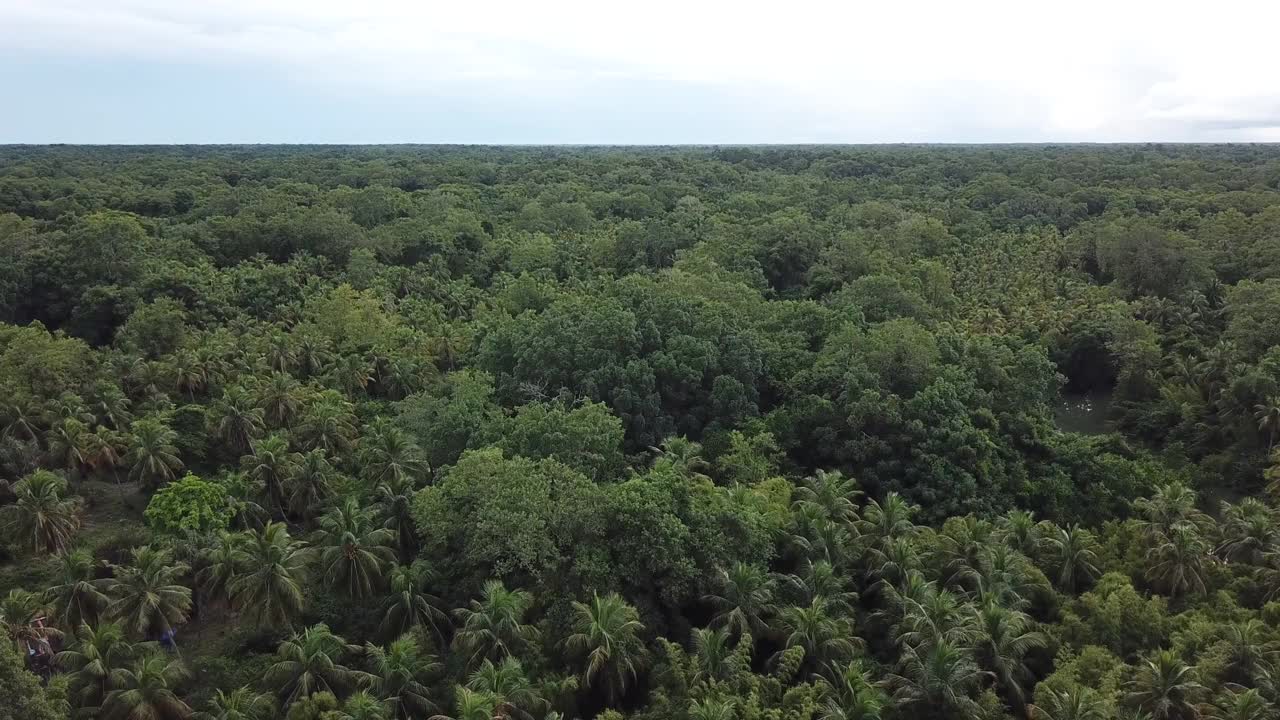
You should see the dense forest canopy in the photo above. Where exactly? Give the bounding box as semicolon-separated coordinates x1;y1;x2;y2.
3;144;1280;720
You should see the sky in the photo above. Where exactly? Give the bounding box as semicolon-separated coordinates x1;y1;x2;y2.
2;0;1279;144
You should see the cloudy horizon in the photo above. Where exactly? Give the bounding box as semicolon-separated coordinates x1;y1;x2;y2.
3;0;1279;144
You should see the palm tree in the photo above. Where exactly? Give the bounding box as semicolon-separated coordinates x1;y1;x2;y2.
892;584;978;651
268;623;364;705
229;522;310;629
0;399;42;442
209;387;264;456
793;469;862;526
378;561;449;642
429;688;499;720
857;492;918;553
452;580;539;667
127;417;183;488
91;382;134;431
56;622;137;715
1255;397;1280;451
83;428;125;484
2;469;81;554
194;687;275;720
328;354;374;396
46;549;111;630
295;336;335;378
775;596;861;671
284;448;338;520
1030;685;1110;720
317;498;395;599
297;392;358;455
101;653;193;720
973;545;1040;610
704;562;777;642
1047;525;1101;593
1125;650;1205;720
1;588;57;652
815;660;886;720
466;656;546;720
564;592;647;705
376;475;421;562
1216;498;1277;565
47;417;93;479
106;546;192;640
363;633;440;720
883;640;991;719
240;434;300;517
995;509;1045;560
1146;525;1210;598
648;436;711;480
360;420;428;488
1134;482;1209;542
257;372;305;429
1202;688;1274;720
265;334;297;374
197;532;242;611
974;600;1046;715
1216;620;1279;686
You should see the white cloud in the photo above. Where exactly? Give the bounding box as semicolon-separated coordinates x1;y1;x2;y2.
2;0;1279;141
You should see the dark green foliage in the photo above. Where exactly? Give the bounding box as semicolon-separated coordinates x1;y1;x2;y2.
3;145;1280;720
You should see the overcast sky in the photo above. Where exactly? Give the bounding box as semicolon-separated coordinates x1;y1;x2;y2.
2;0;1279;144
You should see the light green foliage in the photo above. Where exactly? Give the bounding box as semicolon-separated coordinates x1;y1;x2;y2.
144;473;232;535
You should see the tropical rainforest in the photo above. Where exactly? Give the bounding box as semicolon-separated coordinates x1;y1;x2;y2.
3;144;1280;720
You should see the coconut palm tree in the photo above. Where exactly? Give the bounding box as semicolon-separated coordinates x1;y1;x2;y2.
106;546;192;640
704;562;778;642
83;427;125;484
257;372;305;429
857;492;918;553
1216;498;1277;565
283;448;337;520
453;581;539;667
775;596;861;671
295;336;335;379
1215;620;1279;686
815;660;886;720
360;420;428;488
268;623;365;705
0;399;41;442
564;592;647;705
240;434;300;518
46;549;111;630
47;417;93;479
363;633;439;720
1146;525;1210;598
376;475;421;563
1255;397;1280;451
194;686;276;720
974;600;1047;715
208;387;264;456
1046;525;1101;593
56;622;138;716
297;392;358;455
995;510;1045;561
466;656;546;720
265;334;298;374
0;588;58;652
126;417;183;488
1202;688;1274;720
1029;685;1110;720
883;640;991;719
1;469;81;554
378;561;449;642
317;498;395;599
229;522;310;629
1125;650;1205;720
197;532;242;612
793;469;862;526
101;653;193;720
429;688;499;720
1134;483;1209;542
